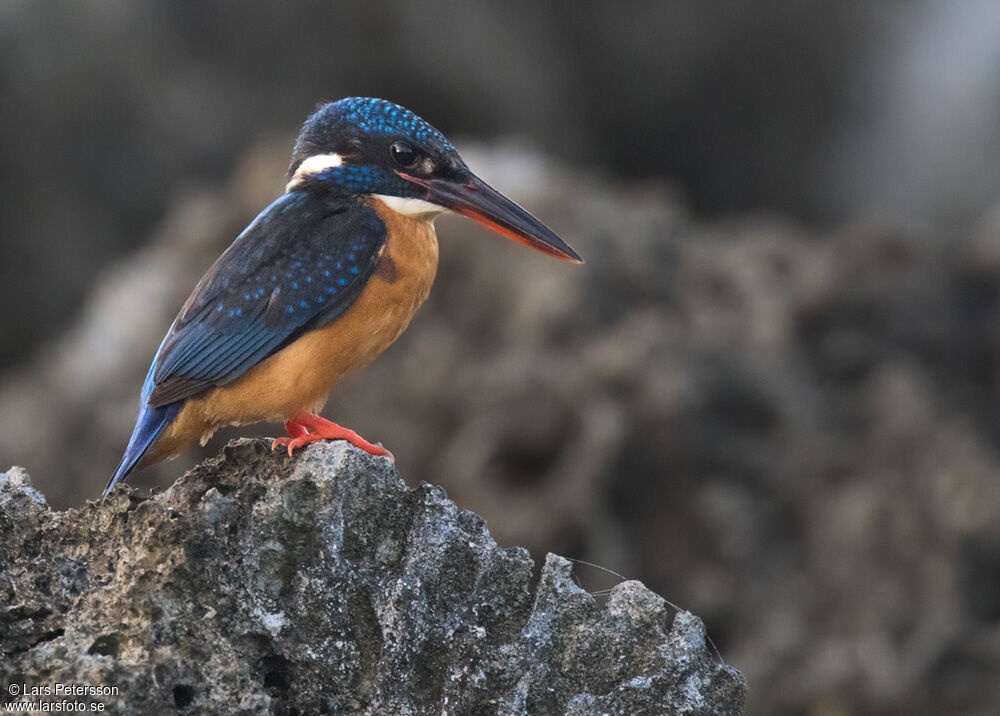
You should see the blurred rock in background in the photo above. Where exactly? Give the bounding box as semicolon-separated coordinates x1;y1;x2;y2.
3;2;1000;715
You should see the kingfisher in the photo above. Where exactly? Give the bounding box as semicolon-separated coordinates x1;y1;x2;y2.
105;97;581;495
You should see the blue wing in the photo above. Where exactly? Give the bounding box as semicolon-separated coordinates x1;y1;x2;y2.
149;190;386;405
105;190;385;495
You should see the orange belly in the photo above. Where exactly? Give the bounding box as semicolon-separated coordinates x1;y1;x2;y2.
143;198;439;464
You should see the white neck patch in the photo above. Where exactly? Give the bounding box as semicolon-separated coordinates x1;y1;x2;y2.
372;194;447;218
286;153;344;191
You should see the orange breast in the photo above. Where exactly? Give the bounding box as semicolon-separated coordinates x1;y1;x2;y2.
144;198;439;464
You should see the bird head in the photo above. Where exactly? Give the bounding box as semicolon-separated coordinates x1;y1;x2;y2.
286;97;582;263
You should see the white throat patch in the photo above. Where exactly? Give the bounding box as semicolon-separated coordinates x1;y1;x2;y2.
286;153;344;191
372;194;447;218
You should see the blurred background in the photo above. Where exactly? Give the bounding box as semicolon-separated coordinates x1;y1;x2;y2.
2;1;1000;713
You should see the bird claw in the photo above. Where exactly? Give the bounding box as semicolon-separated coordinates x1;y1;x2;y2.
269;436;295;456
373;443;395;463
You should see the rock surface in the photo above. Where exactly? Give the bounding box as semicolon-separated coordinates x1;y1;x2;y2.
0;440;745;715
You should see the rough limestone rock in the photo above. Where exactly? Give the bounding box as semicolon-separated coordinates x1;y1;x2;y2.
0;440;745;715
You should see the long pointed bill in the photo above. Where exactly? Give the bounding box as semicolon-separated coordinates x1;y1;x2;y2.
401;172;583;263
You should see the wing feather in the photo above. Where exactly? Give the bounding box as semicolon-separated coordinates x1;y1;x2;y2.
147;190;385;406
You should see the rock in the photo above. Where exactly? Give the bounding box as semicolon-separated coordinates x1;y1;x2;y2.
0;440;745;715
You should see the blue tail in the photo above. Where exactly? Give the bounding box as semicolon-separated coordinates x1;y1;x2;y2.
104;358;183;496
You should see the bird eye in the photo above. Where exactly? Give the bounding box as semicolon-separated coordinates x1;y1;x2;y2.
390;141;420;169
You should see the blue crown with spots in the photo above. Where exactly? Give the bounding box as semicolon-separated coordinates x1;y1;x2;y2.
287;97;466;199
333;97;455;150
290;99;454;170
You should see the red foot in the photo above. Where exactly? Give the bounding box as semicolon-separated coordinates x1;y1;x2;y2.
285;420;309;438
271;415;393;461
